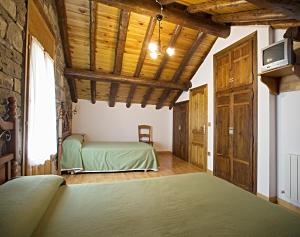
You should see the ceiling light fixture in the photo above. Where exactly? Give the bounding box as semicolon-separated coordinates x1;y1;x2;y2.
149;0;175;59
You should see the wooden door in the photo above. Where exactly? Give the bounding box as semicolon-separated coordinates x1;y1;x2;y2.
189;85;208;170
173;101;189;161
232;90;253;191
214;32;257;193
215;93;231;181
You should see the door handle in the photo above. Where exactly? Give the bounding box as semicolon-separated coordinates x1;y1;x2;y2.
203;125;206;135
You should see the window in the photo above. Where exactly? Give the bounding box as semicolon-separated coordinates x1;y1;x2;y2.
27;38;57;166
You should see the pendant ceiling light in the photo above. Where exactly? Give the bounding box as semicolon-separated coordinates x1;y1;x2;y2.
149;0;175;59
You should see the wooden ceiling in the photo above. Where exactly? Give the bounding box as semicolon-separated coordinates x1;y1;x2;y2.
56;0;300;108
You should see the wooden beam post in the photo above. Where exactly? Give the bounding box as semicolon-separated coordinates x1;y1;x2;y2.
187;0;249;14
109;9;130;107
90;0;97;104
64;68;191;91
55;0;77;103
245;0;300;21
232;19;300;28
160;0;177;5
142;25;182;108
156;32;205;109
96;0;230;38
212;9;292;23
126;17;157;108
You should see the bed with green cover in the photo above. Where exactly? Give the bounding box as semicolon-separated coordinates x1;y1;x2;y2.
1;173;300;237
61;134;158;172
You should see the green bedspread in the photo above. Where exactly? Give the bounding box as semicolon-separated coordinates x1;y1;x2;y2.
81;142;158;172
30;173;300;237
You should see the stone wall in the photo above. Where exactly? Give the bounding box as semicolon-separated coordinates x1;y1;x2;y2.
0;0;72;173
0;0;26;165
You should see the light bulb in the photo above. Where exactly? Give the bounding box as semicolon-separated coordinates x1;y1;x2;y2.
166;47;175;56
150;52;158;59
148;42;158;52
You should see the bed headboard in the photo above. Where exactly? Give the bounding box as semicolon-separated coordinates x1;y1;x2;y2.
57;102;71;174
0;97;18;184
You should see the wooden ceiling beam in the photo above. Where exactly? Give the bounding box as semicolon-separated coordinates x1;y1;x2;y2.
141;25;182;108
91;81;96;104
109;10;130;107
245;0;300;21
160;0;177;5
96;0;230;38
232;19;300;28
187;0;249;14
109;83;119;107
212;9;292;23
90;0;97;71
64;68;191;91
90;0;97;104
169;90;183;109
55;0;77;103
156;32;205;109
126;17;157;108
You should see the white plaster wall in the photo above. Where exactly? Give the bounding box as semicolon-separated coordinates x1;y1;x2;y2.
178;26;274;197
72;100;173;151
277;91;300;207
275;28;300;207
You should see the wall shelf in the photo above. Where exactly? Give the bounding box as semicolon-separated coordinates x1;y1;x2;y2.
260;64;300;95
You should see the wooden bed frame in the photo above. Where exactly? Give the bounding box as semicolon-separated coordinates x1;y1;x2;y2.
0;97;18;184
57;102;71;175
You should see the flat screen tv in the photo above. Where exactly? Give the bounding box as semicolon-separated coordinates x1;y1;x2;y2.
261;38;294;72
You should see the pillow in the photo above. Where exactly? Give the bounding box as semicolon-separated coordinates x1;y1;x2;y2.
0;175;65;237
61;134;85;170
65;134;84;147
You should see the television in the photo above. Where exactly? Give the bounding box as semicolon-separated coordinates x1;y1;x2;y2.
261;38;294;72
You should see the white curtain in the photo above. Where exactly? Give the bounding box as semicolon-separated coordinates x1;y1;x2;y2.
27;38;57;166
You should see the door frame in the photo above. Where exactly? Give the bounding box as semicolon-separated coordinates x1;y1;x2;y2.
172;100;189;161
213;32;258;193
189;84;208;171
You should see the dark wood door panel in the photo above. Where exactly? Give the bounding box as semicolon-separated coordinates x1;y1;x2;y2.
215;52;231;92
173;101;189;161
232;40;253;88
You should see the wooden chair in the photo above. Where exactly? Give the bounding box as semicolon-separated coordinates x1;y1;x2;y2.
138;125;153;146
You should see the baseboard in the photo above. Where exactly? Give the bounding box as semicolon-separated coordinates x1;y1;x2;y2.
257;193;277;204
277;198;300;215
156;151;172;155
206;169;213;176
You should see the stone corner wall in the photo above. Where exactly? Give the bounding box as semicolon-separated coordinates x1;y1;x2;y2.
0;0;72;173
0;0;26;165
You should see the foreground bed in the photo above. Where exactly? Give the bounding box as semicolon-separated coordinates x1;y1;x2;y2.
1;173;300;237
61;135;158;172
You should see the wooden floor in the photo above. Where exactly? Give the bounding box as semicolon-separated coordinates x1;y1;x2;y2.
63;152;202;184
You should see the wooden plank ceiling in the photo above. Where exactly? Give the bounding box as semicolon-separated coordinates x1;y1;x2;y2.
56;0;300;108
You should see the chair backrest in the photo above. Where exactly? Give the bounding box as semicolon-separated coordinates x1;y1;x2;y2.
138;125;153;144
